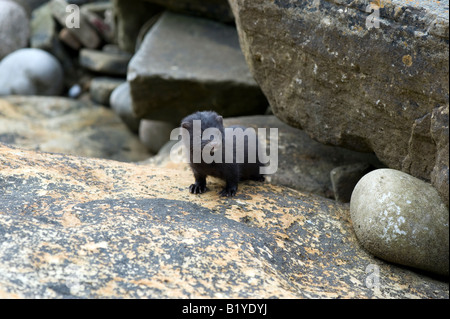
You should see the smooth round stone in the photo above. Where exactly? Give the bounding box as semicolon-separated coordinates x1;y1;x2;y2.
109;82;140;133
350;168;449;276
0;48;64;96
139;119;175;154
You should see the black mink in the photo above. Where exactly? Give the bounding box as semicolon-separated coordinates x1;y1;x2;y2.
180;111;265;197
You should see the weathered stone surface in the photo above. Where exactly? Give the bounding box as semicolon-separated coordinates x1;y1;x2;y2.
80;2;114;43
30;1;79;88
0;0;30;60
128;12;268;124
351;169;449;277
0;144;448;298
113;0;162;53
59;28;82;50
80;49;132;76
229;0;449;204
11;0;48;17
139;119;175;154
331;163;374;203
0;48;64;96
430;105;449;206
0;96;150;162
147;115;385;199
30;1;55;50
143;0;234;23
90;77;125;106
110;82;141;134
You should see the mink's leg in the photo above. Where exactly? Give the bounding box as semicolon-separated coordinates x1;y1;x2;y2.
219;167;239;197
189;173;207;194
219;181;238;197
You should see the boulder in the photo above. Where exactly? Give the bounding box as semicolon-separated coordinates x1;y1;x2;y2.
128;12;268;124
229;0;449;205
30;1;55;50
10;0;48;16
139;119;175;154
79;49;132;76
0;0;30;60
30;1;79;88
59;28;82;50
0;143;448;298
90;77;125;106
350;169;449;277
330;163;374;203
0;48;64;96
113;0;162;53
109;82;141;133
0;96;150;162
143;0;234;23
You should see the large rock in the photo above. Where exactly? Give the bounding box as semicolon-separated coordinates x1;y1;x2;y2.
79;49;132;76
0;48;64;96
30;1;56;50
0;96;150;162
90;77;125;106
350;169;449;277
128;12;268;124
143;0;234;23
139;119;175;154
229;0;449;205
0;0;30;60
0;143;448;298
113;0;162;53
109;82;141;134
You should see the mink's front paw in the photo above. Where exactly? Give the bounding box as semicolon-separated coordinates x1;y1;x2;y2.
219;186;237;197
189;183;207;194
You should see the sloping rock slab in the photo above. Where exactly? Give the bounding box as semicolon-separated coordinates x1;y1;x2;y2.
0;144;447;298
128;12;268;124
0;96;150;162
229;0;449;204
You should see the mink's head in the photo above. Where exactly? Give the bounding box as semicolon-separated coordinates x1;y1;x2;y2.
181;111;223;132
180;111;224;156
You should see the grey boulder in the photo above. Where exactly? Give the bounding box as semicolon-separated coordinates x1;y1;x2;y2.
128;12;268;124
350;169;449;276
229;0;449;205
0;48;64;96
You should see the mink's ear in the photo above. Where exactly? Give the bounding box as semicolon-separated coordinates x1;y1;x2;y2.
181;121;191;129
216;115;223;126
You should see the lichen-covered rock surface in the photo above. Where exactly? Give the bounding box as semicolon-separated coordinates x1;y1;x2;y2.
0;144;447;298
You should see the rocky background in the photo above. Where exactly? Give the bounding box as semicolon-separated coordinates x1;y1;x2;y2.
0;0;448;298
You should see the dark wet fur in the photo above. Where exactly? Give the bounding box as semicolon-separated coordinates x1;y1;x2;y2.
181;111;265;197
